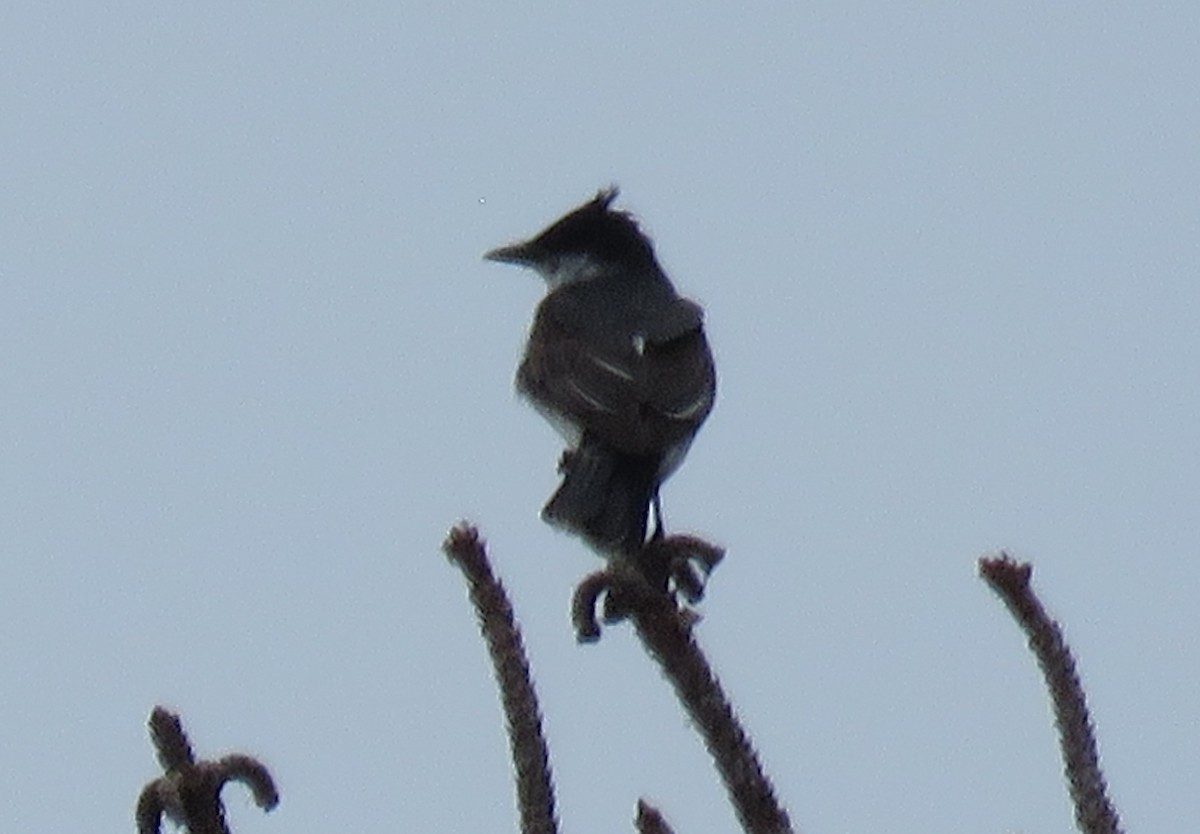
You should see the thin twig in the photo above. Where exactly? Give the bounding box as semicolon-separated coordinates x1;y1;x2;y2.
635;799;677;834
980;554;1124;834
443;523;559;834
136;707;278;834
615;563;793;834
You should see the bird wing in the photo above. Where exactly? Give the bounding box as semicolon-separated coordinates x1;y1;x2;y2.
517;294;715;456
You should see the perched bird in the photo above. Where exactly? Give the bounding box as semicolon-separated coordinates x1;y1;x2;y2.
485;188;716;558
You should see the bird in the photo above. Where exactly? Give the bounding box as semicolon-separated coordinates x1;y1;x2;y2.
485;188;716;558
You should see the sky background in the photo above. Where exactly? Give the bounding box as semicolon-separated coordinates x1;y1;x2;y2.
2;2;1198;832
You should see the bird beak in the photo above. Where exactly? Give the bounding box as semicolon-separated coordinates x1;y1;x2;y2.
483;241;537;265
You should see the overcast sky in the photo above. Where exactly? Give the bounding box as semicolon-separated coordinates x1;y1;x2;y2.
3;2;1198;832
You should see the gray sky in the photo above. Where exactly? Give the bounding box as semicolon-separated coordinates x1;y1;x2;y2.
3;2;1198;832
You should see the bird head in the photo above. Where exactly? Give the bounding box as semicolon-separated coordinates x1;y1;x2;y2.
484;188;656;287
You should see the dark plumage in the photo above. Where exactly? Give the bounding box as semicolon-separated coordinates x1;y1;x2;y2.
486;189;716;557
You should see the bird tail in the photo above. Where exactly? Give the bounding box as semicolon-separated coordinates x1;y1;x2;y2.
542;437;658;558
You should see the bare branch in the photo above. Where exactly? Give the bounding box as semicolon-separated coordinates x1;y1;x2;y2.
613;564;792;834
980;554;1124;834
572;570;610;642
212;755;280;810
135;707;278;834
443;523;559;834
635;799;676;834
135;781;168;834
148;706;196;772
